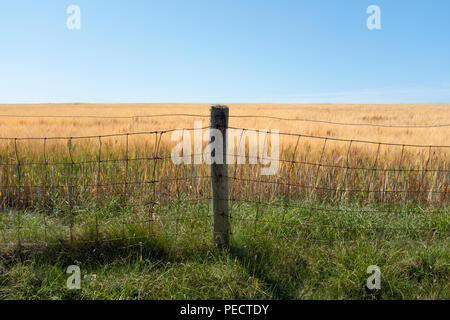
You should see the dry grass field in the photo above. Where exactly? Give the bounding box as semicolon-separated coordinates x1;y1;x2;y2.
0;103;448;206
0;103;449;145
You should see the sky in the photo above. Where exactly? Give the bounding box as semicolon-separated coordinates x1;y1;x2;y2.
1;0;450;104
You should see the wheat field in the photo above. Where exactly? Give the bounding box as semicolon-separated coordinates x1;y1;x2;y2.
1;103;449;164
0;103;448;206
0;103;449;144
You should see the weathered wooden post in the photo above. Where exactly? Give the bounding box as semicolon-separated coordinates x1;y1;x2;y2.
210;105;229;249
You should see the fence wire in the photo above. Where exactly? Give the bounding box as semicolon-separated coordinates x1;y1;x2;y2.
1;113;449;128
0;115;449;249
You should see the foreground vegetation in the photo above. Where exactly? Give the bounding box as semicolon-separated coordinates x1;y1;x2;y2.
0;199;448;300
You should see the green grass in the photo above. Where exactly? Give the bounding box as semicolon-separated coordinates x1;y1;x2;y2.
0;199;449;300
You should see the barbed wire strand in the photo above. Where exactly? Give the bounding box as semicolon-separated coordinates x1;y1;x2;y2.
0;122;448;249
0;113;449;128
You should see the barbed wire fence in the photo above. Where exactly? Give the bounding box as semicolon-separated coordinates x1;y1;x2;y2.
0;106;448;249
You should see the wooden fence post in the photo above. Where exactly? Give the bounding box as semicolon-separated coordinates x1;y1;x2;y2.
210;105;229;249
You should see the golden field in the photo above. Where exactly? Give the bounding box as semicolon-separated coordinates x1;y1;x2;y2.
0;103;448;206
0;103;448;168
0;103;449;145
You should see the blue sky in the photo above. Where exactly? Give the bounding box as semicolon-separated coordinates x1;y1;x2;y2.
1;0;450;104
